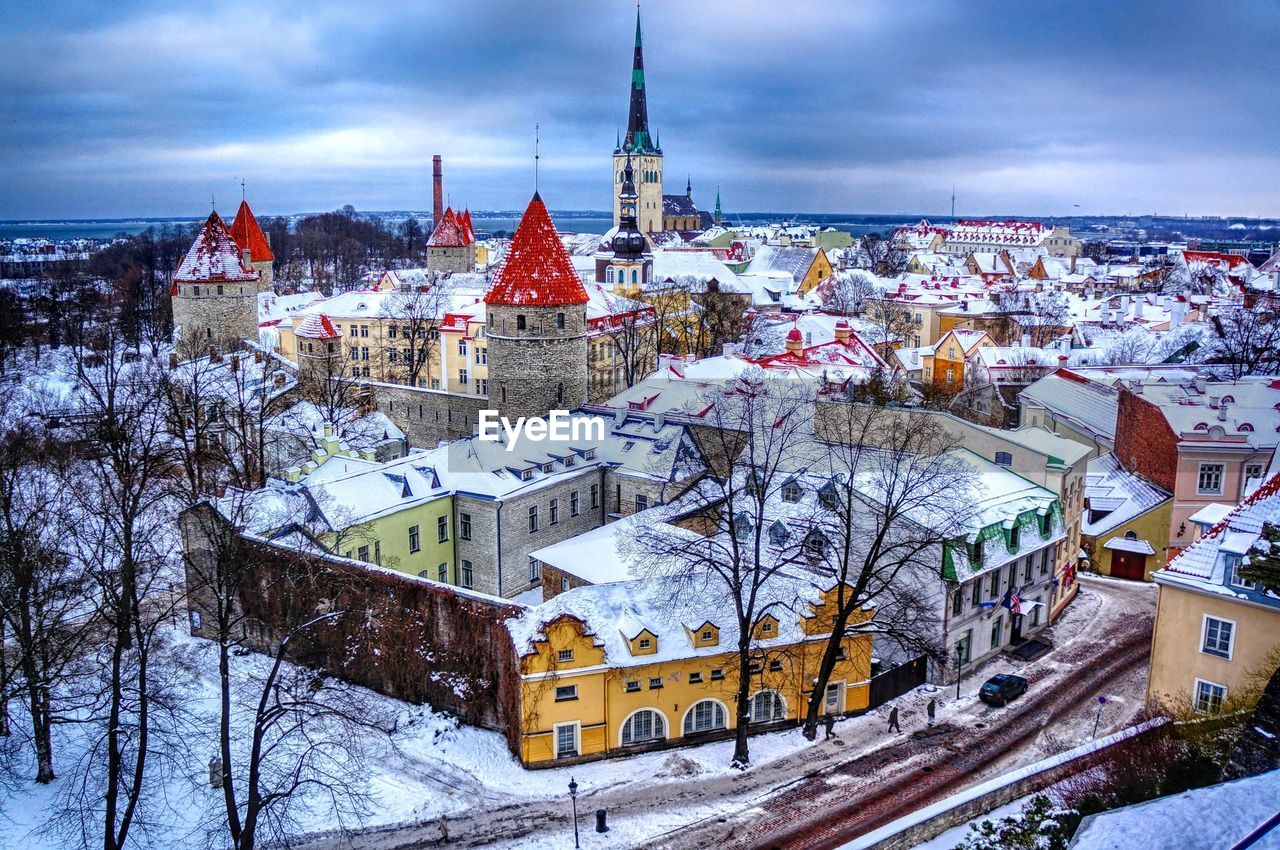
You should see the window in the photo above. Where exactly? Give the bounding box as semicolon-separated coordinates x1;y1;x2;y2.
458;369;467;386
635;494;648;512
750;691;786;724
1202;616;1234;658
824;683;843;713
458;339;467;357
684;700;727;734
374;541;381;566
648;676;662;689
819;484;839;511
556;649;574;663
1024;559;1033;582
971;581;981;607
1040;548;1050;575
769;658;783;671
549;498;559;525
990;616;1003;650
389;325;398;339
1197;463;1224;495
994;451;1013;467
621;709;666;745
437;515;449;543
1193;679;1227;714
357;545;369;562
689;671;703;684
555;723;578;758
624;680;640;693
952;590;964;616
710;668;725;681
759;620;774;635
459;513;472;540
556;312;565;330
1244;463;1265;489
1009;525;1020;550
782;483;802;503
638;638;652;650
1226;556;1254;589
460;560;473;588
973;540;985;567
560;577;569;592
528;506;539;533
955;631;972;665
989;571;1000;597
570;491;580;517
408;525;420;553
529;560;540;582
516;315;527;331
433;563;446;583
804;530;828;556
1031;597;1041;627
590;483;600;509
554;684;578;702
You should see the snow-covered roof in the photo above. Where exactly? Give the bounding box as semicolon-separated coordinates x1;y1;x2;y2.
528;515;646;585
1019;370;1121;442
1102;536;1156;555
174;212;258;284
1128;377;1280;449
1156;471;1280;603
484;194;589;307
1083;452;1171;537
1187;503;1233;527
1070;768;1280;850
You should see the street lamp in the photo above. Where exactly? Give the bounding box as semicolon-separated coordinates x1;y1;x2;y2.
568;776;580;849
956;643;964;701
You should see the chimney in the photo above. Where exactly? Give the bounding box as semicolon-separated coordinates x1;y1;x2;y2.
722;342;737;357
229;354;239;372
1101;303;1111;322
1218;401;1228;421
254;349;263;364
241;248;252;269
834;320;851;345
168;352;178;370
1170;300;1185;329
1193;376;1207;394
1020;332;1032;349
432;155;444;224
1134;299;1145;320
785;327;804;357
209;346;221;363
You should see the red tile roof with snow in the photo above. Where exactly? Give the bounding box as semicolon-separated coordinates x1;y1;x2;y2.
428;207;467;248
229;200;274;263
174;212;259;283
459;209;475;243
1182;250;1251;270
483;193;589;307
295;313;343;340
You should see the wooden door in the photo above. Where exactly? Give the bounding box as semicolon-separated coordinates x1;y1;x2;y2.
1110;550;1147;581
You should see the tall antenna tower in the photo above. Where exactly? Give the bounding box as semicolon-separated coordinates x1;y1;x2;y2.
951;183;956;219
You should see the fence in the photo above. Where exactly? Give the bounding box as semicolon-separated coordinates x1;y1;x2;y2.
868;655;929;710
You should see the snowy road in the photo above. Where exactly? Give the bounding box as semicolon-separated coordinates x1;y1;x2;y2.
293;574;1157;850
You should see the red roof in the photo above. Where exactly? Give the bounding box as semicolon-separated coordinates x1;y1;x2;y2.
484;193;589;307
460;209;475;243
295;313;342;340
428;207;467;248
174;212;258;283
229;200;274;263
1182;249;1251;270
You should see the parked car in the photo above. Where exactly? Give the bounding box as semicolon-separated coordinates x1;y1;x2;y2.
979;673;1029;706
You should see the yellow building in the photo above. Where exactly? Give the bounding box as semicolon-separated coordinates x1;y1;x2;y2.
922;328;995;389
1081;453;1172;581
1147;474;1280;715
510;580;874;765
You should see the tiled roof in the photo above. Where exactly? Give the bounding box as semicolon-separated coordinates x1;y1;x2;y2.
229;200;274;263
1161;471;1280;586
428;207;467;248
295;313;343;340
483;193;589;307
1083;452;1171;536
1019;369;1120;441
174;212;259;283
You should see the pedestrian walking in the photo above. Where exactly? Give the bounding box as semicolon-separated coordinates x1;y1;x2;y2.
926;698;937;727
823;713;836;740
887;705;900;733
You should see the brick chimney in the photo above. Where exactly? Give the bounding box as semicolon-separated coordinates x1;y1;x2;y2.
432;155;444;224
168;352;178;370
785;326;804;357
834;320;851;345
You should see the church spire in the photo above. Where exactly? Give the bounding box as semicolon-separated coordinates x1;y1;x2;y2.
621;6;656;154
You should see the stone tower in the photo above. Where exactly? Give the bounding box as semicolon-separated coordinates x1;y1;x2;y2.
293;312;344;384
171;211;260;353
484;192;589;422
229;200;275;293
597;156;652;294
612;8;663;234
427;206;475;279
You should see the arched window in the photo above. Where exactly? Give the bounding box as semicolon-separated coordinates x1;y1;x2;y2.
749;690;786;724
631;269;638;284
621;708;666;746
1124;530;1138;540
606;267;615;283
683;699;727;734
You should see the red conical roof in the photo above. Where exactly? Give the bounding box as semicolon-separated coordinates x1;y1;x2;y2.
460;209;475;244
428;207;466;247
295;313;343;340
484;193;589;307
229;200;274;263
174;212;258;283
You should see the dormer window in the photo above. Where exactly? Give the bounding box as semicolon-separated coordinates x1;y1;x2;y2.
563;456;574;467
701;629;713;641
782;482;802;503
768;521;790;546
638;637;651;650
542;463;554;474
733;513;753;541
521;469;533;481
583;449;596;460
1009;525;1021;550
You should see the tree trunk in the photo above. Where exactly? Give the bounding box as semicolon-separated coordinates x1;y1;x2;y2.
731;642;752;769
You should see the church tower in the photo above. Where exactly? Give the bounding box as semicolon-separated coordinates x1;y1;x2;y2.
613;8;663;234
597;156;653;295
484;193;589;421
171;211;260;354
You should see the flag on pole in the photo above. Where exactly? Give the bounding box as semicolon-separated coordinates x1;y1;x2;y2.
1009;590;1022;615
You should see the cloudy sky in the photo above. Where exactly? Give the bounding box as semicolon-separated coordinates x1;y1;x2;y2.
1;0;1277;220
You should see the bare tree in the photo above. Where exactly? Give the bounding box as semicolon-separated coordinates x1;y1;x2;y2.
602;297;659;392
1210;306;1280;379
799;403;976;737
383;281;453;388
864;298;918;351
990;289;1069;347
625;372;814;768
181;503;390;850
822;270;881;318
853;234;908;278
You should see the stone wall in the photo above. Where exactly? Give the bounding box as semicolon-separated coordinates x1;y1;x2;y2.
486;304;589;422
181;504;525;747
172;287;259;352
371;381;490;448
428;245;473;278
496;467;610;598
